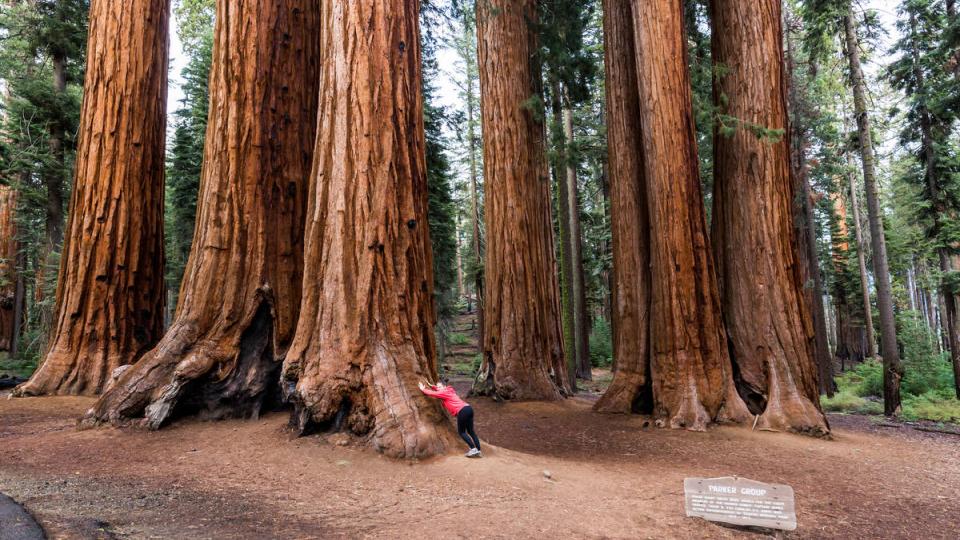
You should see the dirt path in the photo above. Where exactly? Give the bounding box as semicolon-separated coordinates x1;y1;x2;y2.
1;391;958;539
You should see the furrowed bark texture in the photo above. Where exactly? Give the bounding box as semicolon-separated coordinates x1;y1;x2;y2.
0;186;19;351
594;0;652;414
281;0;457;459
709;0;828;436
82;0;320;427
630;0;750;429
474;0;570;400
14;0;168;395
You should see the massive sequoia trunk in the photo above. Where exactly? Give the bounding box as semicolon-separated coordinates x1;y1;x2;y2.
14;0;169;396
626;0;750;429
594;0;652;414
843;8;902;415
281;0;457;458
709;0;828;435
81;0;320;427
474;0;570;400
0;185;20;351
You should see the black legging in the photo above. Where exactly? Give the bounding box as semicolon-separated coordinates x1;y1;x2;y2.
456;405;481;451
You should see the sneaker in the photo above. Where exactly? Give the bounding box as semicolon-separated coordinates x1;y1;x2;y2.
466;448;480;458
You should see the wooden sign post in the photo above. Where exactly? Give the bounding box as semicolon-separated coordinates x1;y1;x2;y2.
684;477;797;531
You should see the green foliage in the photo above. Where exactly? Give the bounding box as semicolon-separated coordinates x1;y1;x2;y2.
901;392;960;422
821;387;885;415
448;333;471;346
589;317;612;368
421;3;459;323
164;5;214;305
826;311;959;422
898;311;954;396
0;0;87;362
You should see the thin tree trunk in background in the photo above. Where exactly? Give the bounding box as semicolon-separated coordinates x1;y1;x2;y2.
830;190;865;366
552;84;577;391
847;157;877;359
710;0;828;435
630;0;750;429
843;9;902;415
474;0;570;400
564;105;591;381
455;215;465;300
34;50;68;311
15;0;169;396
281;0;457;458
594;0;652;414
464;21;484;346
785;19;834;396
0;186;19;351
83;0;321;427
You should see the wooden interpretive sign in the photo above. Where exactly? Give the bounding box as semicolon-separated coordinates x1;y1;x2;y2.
684;477;797;531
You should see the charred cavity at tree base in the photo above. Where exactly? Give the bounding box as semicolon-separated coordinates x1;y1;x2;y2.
80;301;287;431
288;396;361;438
167;302;284;425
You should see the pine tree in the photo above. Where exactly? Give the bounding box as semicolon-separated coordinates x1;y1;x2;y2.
888;0;960;398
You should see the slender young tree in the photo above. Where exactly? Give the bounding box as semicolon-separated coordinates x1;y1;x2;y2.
452;5;484;347
843;7;903;414
594;0;652;414
846;153;877;359
82;0;320;426
281;0;457;458
0;185;19;351
14;0;169;396
474;0;570;400
563;105;591;381
710;0;828;434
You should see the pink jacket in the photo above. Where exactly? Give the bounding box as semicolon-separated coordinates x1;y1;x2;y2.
420;385;468;416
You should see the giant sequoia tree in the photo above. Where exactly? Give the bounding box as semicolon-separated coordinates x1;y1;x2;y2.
14;0;168;396
474;0;570;400
82;0;320;427
597;0;749;429
709;0;828;435
593;0;651;414
280;0;456;458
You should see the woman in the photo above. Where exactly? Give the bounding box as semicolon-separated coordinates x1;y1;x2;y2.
419;380;482;458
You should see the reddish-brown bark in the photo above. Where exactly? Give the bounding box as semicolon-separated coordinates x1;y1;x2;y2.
626;0;750;429
594;0;651;414
81;0;320;427
709;0;828;435
281;0;457;459
0;185;19;351
14;0;168;395
474;0;570;400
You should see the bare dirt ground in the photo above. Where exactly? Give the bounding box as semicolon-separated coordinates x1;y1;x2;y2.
1;389;958;540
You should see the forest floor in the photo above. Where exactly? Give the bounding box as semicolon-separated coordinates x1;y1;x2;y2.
2;392;959;539
1;313;959;539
